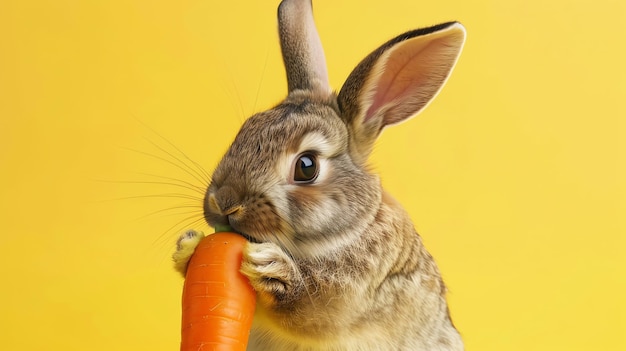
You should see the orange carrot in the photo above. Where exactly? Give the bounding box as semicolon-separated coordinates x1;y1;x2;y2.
180;232;256;351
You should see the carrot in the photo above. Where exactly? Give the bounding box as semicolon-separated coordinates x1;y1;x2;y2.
180;231;256;351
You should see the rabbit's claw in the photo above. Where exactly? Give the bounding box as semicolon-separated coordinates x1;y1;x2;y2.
241;242;298;303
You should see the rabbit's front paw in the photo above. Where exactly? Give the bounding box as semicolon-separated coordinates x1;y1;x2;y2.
241;242;299;304
172;230;205;276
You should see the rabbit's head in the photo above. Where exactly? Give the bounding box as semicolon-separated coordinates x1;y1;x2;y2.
204;0;465;257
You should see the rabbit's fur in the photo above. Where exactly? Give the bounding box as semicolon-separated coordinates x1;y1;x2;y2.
174;0;466;349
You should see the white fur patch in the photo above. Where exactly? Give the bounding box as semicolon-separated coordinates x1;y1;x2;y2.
298;132;334;157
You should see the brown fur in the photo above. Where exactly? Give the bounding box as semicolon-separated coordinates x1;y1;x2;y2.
174;0;466;349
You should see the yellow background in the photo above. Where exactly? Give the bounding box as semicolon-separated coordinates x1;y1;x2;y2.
1;0;624;350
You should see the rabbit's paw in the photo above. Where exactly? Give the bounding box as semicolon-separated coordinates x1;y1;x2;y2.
172;230;205;276
241;242;299;303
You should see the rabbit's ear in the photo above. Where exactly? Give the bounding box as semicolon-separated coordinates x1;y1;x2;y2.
278;0;330;94
338;22;466;162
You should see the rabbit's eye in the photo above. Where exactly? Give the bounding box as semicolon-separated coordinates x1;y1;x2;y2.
294;153;319;183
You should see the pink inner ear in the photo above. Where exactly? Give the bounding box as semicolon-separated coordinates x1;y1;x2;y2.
364;38;453;125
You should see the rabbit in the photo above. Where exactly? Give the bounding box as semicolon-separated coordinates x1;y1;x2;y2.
173;0;466;350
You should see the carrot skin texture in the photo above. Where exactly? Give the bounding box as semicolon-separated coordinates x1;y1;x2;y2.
181;232;256;351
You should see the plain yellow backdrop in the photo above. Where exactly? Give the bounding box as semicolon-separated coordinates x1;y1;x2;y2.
1;0;624;350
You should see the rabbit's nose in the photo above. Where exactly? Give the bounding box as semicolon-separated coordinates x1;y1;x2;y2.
208;185;243;217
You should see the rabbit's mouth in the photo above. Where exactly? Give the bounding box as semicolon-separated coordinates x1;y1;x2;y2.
214;223;261;243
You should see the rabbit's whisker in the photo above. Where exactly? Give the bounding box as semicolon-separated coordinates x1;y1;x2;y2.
152;214;207;249
99;193;203;203
135;172;207;194
136;205;204;221
218;62;247;125
122;146;209;188
253;45;272;115
143;137;211;186
97;179;205;196
135;118;213;184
